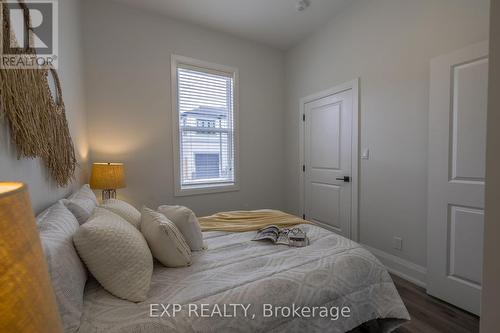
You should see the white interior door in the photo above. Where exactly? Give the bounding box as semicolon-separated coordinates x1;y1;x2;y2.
303;89;353;238
427;41;489;315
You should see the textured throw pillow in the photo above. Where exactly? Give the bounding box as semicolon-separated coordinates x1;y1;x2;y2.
62;184;98;224
141;207;192;267
73;208;153;302
157;205;205;251
90;206;117;219
37;201;87;333
101;199;141;228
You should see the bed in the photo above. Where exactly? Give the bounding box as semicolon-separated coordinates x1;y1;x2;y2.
78;223;410;332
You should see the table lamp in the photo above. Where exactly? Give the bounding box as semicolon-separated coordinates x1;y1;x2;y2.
90;162;126;201
0;182;63;333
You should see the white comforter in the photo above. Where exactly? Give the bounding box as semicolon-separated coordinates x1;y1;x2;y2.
78;224;410;333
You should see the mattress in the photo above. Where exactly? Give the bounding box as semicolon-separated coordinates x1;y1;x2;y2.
78;224;410;333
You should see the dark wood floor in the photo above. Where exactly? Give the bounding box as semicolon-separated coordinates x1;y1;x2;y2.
391;274;479;333
349;274;479;333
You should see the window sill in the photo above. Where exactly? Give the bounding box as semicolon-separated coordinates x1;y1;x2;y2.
174;183;239;197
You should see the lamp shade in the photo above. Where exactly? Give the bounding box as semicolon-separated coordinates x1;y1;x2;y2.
90;163;126;190
0;183;63;333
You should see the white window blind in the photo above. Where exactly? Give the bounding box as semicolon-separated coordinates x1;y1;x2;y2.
176;64;235;189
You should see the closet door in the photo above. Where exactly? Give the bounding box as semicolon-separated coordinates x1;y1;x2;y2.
303;89;353;238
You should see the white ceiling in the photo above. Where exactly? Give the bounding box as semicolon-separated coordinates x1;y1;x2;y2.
110;0;352;50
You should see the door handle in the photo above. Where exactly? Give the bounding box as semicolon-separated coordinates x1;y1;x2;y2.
336;176;351;183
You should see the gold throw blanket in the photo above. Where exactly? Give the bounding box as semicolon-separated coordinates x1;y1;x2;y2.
198;209;311;232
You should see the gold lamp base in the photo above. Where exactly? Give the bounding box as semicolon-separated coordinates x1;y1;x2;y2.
102;189;116;201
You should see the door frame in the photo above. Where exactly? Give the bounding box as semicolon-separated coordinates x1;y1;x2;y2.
299;79;360;241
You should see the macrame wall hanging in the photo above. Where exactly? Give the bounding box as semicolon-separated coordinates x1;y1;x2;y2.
0;0;76;186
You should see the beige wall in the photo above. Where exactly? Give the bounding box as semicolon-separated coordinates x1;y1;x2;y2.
0;0;88;213
481;0;500;331
82;0;286;216
285;0;490;267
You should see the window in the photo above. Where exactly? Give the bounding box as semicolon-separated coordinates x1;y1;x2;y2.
172;55;239;196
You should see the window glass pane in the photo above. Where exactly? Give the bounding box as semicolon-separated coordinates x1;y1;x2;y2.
177;66;235;187
194;154;220;179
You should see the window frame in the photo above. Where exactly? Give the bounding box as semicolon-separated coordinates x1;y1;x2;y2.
171;54;240;196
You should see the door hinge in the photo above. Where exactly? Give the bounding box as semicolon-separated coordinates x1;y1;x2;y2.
302;165;305;172
302;114;305;122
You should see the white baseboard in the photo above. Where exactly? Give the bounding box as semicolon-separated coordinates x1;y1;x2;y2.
361;244;427;288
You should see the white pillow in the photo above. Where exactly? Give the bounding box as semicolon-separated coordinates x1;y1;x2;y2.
101;199;141;228
157;205;205;251
73;208;153;302
37;201;87;333
62;184;98;224
141;207;192;267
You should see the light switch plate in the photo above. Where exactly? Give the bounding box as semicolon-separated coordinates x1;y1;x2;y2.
361;148;370;160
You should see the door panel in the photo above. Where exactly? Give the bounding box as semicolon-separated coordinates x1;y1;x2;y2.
310;104;341;169
428;41;488;315
451;58;489;181
309;183;341;231
448;206;484;286
304;90;352;237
